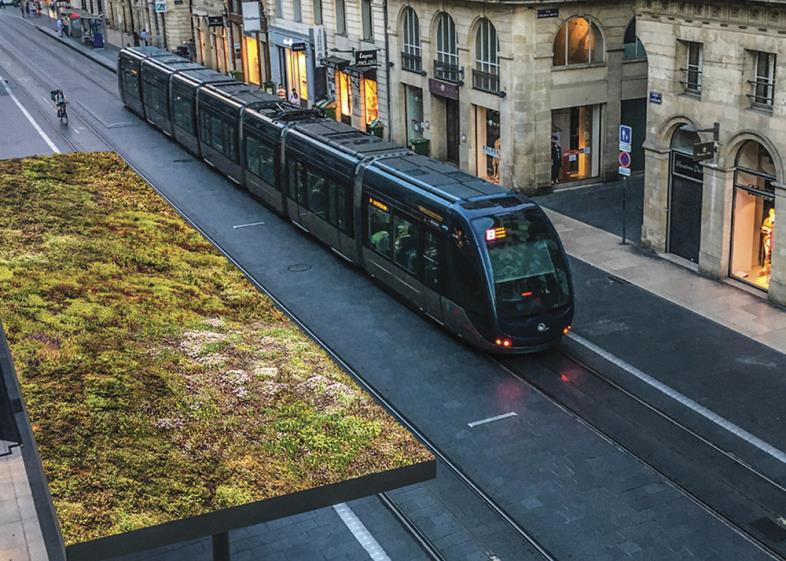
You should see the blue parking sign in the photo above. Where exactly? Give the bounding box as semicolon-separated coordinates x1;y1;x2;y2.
619;125;632;146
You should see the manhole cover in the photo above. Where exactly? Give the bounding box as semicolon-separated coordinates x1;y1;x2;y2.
287;264;312;272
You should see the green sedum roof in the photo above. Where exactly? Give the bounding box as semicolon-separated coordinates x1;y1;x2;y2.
0;153;432;547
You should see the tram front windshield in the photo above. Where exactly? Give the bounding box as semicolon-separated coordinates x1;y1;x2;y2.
473;210;571;318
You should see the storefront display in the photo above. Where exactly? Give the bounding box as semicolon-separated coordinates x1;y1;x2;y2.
364;78;379;127
285;47;308;106
337;70;352;125
551;104;601;182
405;85;424;146
730;141;777;290
243;36;261;85
475;106;501;183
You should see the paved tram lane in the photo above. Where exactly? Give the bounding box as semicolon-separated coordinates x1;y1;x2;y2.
0;12;779;561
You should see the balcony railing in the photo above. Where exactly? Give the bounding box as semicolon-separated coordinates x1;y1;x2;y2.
679;66;702;94
747;78;775;109
472;68;502;96
434;59;463;84
401;51;423;74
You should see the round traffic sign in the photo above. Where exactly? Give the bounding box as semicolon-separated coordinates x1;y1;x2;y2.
618;151;632;168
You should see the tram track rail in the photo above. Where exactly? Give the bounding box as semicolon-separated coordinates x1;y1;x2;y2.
497;349;786;561
0;21;559;561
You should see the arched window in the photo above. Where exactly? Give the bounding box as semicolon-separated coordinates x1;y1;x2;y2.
435;12;459;82
401;7;421;72
553;17;604;66
473;18;500;93
623;18;647;61
731;140;777;290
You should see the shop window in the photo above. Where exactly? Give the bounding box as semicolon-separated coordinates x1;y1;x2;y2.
245;135;276;187
368;200;392;258
435;12;459;82
551;104;601;182
364;78;379;126
553;17;604;67
401;7;421;73
475;106;501;183
730;141;777;291
405;85;424;145
244;37;260;85
286;49;308;104
749;51;776;108
361;0;373;40
335;0;346;35
473;19;500;94
680;41;703;94
337;70;352;125
623;18;647;61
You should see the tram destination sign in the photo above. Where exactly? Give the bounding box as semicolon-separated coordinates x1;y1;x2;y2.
693;141;716;162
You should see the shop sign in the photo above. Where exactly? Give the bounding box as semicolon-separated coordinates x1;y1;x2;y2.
428;78;459;101
693;141;715;162
154;0;166;13
241;1;261;32
483;145;500;158
207;15;224;27
537;8;559;18
673;152;703;181
355;49;378;66
649;91;663;105
290;42;307;52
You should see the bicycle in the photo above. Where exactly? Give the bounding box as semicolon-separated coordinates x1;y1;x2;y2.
50;89;68;126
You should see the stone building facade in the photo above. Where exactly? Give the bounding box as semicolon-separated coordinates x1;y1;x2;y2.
106;0;192;51
637;0;786;304
265;0;389;135
386;0;648;192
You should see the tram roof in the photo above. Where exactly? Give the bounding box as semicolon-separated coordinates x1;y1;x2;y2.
174;68;238;86
293;119;404;158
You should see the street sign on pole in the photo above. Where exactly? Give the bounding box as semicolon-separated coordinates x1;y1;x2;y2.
619;125;632;153
154;0;166;12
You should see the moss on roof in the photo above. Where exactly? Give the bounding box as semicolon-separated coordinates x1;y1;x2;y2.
0;153;431;546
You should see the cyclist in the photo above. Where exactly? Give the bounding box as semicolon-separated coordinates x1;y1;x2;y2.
50;89;68;125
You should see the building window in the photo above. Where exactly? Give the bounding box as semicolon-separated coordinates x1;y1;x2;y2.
680;41;703;94
434;12;460;83
473;18;500;94
361;0;373;40
750;51;776;108
623;18;647;61
293;0;302;22
730;141;777;290
275;0;282;18
401;7;421;73
551;104;602;182
313;0;322;24
335;0;346;35
553;16;604;66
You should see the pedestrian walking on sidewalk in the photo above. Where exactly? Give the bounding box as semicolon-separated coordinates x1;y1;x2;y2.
140;28;149;46
56;17;64;37
35;0;41;15
19;1;25;16
24;1;30;16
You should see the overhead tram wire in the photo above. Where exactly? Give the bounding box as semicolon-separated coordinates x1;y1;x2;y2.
0;22;561;561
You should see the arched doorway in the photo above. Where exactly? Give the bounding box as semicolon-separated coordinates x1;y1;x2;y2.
729;141;777;290
668;127;703;262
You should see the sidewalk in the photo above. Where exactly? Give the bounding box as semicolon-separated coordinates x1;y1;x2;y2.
0;447;46;561
33;19;118;72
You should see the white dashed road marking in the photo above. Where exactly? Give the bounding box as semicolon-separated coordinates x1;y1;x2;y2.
468;411;518;428
333;503;392;561
232;221;266;229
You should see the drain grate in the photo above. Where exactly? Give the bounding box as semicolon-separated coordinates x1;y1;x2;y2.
750;517;786;543
287;264;312;273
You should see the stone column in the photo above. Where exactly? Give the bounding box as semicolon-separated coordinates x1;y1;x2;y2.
698;164;734;279
641;143;670;252
769;181;786;305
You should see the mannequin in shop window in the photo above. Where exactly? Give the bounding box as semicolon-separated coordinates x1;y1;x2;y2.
492;138;502;184
761;208;775;276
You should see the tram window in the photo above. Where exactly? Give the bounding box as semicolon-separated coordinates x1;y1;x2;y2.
327;180;338;226
393;213;419;275
307;169;327;219
210;115;225;153
201;112;237;162
423;228;440;290
368;202;392;258
173;95;194;134
246;135;276;187
337;183;354;236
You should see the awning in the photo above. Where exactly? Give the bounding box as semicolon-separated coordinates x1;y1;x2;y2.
343;64;377;79
323;55;349;69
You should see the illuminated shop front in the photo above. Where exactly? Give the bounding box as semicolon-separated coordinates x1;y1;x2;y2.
269;27;314;108
730;141;777;291
364;77;379;129
475;106;501;183
336;70;353;125
551;104;601;183
242;36;261;85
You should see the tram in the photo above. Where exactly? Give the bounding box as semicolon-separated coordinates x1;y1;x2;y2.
118;47;574;352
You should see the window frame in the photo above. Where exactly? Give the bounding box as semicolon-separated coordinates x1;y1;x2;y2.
392;211;421;276
682;41;703;94
751;51;776;108
335;0;346;35
401;7;422;73
361;0;374;41
553;16;605;67
473;18;500;94
245;133;277;188
293;0;302;22
313;0;322;24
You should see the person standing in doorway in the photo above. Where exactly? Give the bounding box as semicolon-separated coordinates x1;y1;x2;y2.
288;88;299;105
551;134;563;185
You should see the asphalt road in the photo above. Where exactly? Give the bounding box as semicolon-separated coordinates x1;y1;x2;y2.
1;12;783;561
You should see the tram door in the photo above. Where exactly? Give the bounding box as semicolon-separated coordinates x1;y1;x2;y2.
445;99;460;165
668;129;703;263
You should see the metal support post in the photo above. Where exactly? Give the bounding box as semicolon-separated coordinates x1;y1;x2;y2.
212;532;230;561
622;176;627;246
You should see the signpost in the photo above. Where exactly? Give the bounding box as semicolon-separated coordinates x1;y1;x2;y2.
619;125;633;245
693;141;715;162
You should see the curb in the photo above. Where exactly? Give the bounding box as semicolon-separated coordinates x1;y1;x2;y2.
35;25;117;73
